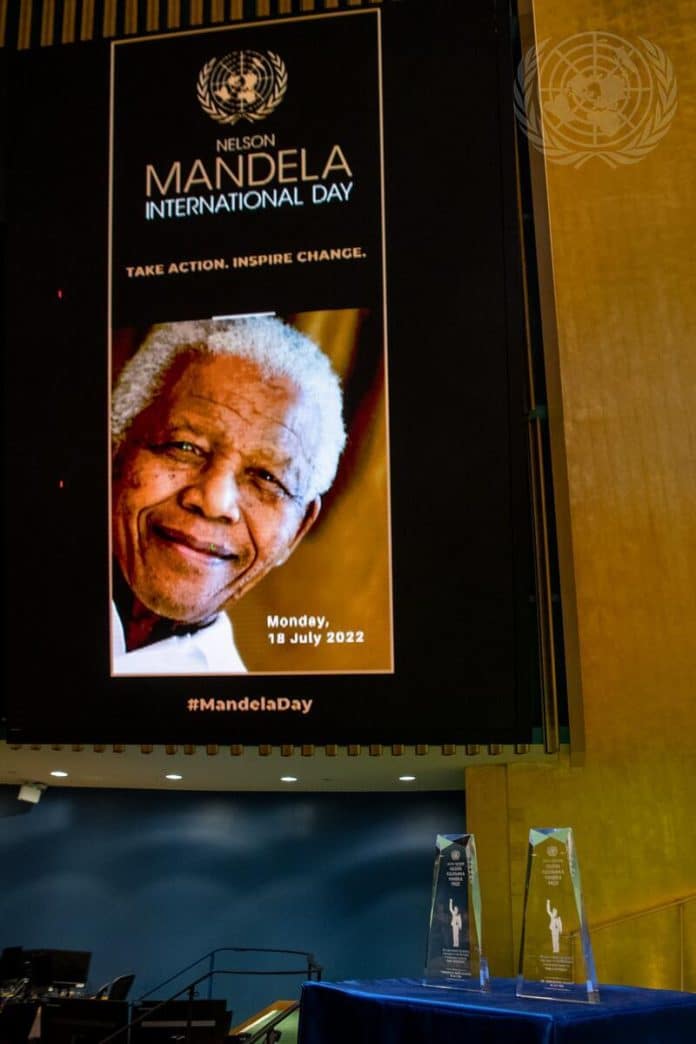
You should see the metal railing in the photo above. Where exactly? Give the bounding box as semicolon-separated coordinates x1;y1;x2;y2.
136;947;322;1003
587;893;695;992
569;893;695;992
99;948;321;1043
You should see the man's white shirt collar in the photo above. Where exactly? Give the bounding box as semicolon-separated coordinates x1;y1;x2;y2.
111;602;247;675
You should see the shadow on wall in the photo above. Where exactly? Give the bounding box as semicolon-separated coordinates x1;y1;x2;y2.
0;787;464;1022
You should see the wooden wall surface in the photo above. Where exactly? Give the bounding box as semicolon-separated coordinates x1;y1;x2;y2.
468;0;696;990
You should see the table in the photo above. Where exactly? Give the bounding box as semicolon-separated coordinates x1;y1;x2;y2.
298;977;696;1043
0;998;128;1042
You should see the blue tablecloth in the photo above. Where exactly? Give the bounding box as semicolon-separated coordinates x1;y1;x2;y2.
298;977;696;1043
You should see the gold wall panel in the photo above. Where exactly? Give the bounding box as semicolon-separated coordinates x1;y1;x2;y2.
468;0;696;986
464;766;513;981
528;0;696;760
468;753;696;986
591;905;688;991
684;901;696;992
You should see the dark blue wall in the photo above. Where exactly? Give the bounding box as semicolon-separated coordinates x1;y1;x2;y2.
0;786;464;1023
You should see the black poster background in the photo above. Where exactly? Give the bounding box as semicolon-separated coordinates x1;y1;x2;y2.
2;0;537;744
111;12;383;322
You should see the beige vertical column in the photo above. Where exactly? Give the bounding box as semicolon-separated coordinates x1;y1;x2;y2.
464;765;514;976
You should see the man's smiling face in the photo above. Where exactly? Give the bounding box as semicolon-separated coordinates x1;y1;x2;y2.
112;351;321;624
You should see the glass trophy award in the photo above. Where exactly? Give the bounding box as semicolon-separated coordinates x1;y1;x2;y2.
423;833;489;990
516;827;599;1003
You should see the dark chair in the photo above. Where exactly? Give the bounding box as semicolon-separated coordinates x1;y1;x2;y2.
94;973;135;1001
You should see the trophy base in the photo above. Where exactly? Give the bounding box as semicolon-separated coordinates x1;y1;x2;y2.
516;975;600;1004
422;960;490;993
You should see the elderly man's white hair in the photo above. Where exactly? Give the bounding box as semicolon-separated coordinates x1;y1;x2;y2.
112;316;346;499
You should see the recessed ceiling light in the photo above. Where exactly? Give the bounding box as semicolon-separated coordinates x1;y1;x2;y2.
50;770;69;778
280;776;298;783
398;775;416;782
165;773;183;781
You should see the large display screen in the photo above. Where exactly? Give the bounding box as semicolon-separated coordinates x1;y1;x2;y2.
3;0;537;744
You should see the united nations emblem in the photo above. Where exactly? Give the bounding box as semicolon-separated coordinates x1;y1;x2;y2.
197;50;288;126
514;32;677;167
450;849;462;861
